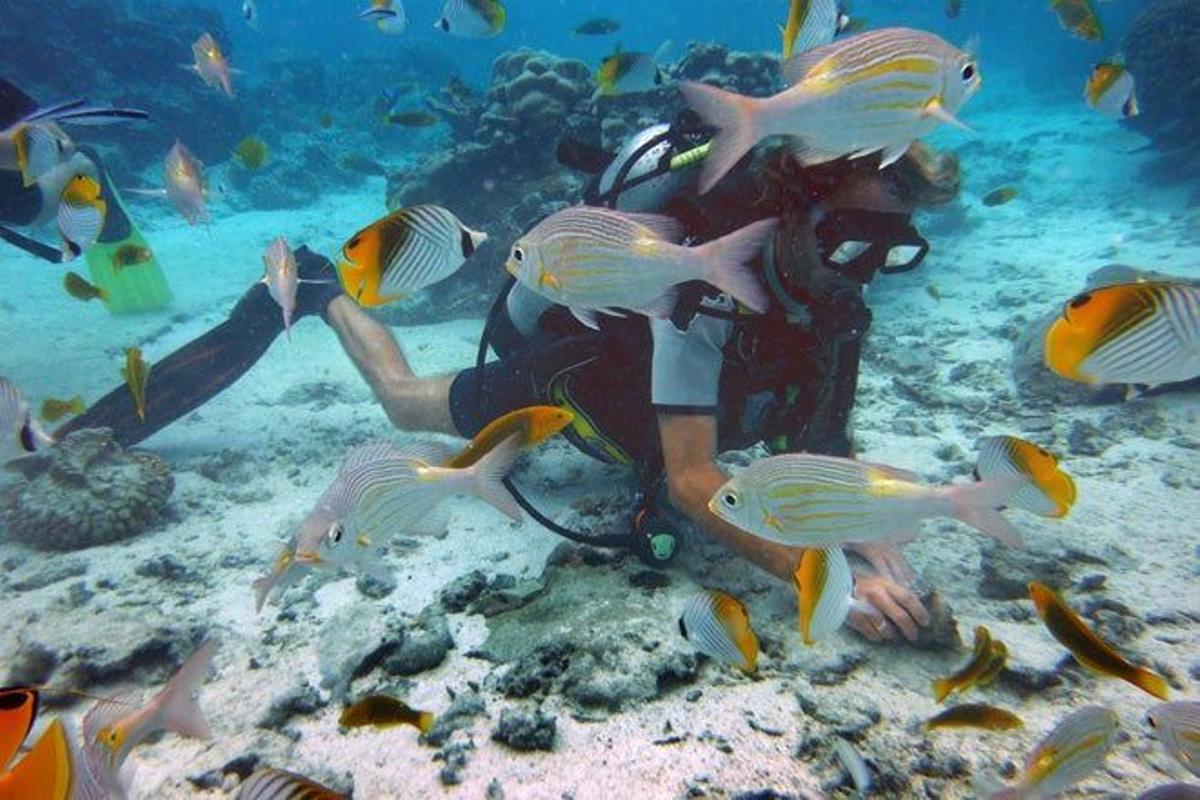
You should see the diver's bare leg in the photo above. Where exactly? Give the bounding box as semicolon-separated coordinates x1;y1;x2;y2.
325;296;459;435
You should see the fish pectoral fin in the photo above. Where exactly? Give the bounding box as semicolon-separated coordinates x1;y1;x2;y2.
924;97;973;132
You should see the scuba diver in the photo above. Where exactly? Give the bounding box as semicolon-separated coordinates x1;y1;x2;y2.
40;114;961;644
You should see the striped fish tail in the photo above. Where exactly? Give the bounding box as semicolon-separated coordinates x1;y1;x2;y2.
948;476;1024;548
680;82;766;194
692;217;778;312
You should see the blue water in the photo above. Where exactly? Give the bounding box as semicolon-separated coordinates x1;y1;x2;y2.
1;0;1197;798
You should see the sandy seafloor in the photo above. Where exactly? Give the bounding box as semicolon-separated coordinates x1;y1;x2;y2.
0;87;1197;800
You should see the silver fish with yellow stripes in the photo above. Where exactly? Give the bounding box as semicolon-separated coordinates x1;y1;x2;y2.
82;639;219;794
975;435;1076;518
338;204;487;307
507;205;777;329
709;453;1025;549
779;0;845;60
1149;701;1200;778
57;173;107;261
678;589;759;672
1085;62;1138;119
682;27;982;194
235;767;347;799
983;706;1119;800
793;546;870;644
252;437;522;611
1044;281;1200;388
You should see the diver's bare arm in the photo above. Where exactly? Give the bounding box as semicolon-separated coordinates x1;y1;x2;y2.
658;413;802;582
325;296;459;435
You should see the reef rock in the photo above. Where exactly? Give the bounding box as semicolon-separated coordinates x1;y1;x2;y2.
3;428;173;552
1124;0;1200;180
492;706;557;752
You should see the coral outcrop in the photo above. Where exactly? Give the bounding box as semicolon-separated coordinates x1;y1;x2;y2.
3;428;173;551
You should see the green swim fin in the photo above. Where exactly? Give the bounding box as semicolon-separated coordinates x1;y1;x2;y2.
80;147;173;313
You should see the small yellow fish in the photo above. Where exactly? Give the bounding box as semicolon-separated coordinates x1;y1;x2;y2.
63;271;106;302
1029;582;1169;700
121;348;150;422
925;703;1023;731
111;244;154;271
40;396;85;423
446;406;574;469
339;695;434;733
925;284;942;302
983;187;1018;206
232;136;268;170
931;626;1007;703
1048;0;1104;42
318;112;334;129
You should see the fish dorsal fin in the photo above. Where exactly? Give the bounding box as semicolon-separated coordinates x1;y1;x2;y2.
782;44;837;86
621;211;685;243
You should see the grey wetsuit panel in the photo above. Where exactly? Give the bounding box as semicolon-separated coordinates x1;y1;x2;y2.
649;295;733;412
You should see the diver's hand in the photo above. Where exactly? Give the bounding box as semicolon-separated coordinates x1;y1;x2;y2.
845;541;915;585
293;246;346;321
849;575;929;643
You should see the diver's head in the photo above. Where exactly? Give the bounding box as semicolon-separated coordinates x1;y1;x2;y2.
756;145;948;316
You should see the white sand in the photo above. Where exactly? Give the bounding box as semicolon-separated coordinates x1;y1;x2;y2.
0;92;1197;800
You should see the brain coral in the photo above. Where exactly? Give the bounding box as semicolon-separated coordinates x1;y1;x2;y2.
3;428;173;552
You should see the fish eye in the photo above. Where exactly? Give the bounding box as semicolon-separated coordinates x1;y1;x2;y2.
1069;292;1092;309
327;523;345;545
512;246;525;263
721;492;740;509
960;62;977;83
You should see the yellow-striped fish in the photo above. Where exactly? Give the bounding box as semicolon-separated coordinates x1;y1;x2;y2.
1029;582;1170;700
1043;282;1200;387
508;206;777;328
793;546;856;644
975;436;1076;518
682;27;982;193
678;589;758;673
987;706;1118;799
1148;702;1200;777
925;703;1023;732
57;174;106;261
780;0;843;60
1085;62;1137;119
253;437;523;611
932;625;1008;703
709;453;1024;550
338;205;487;307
